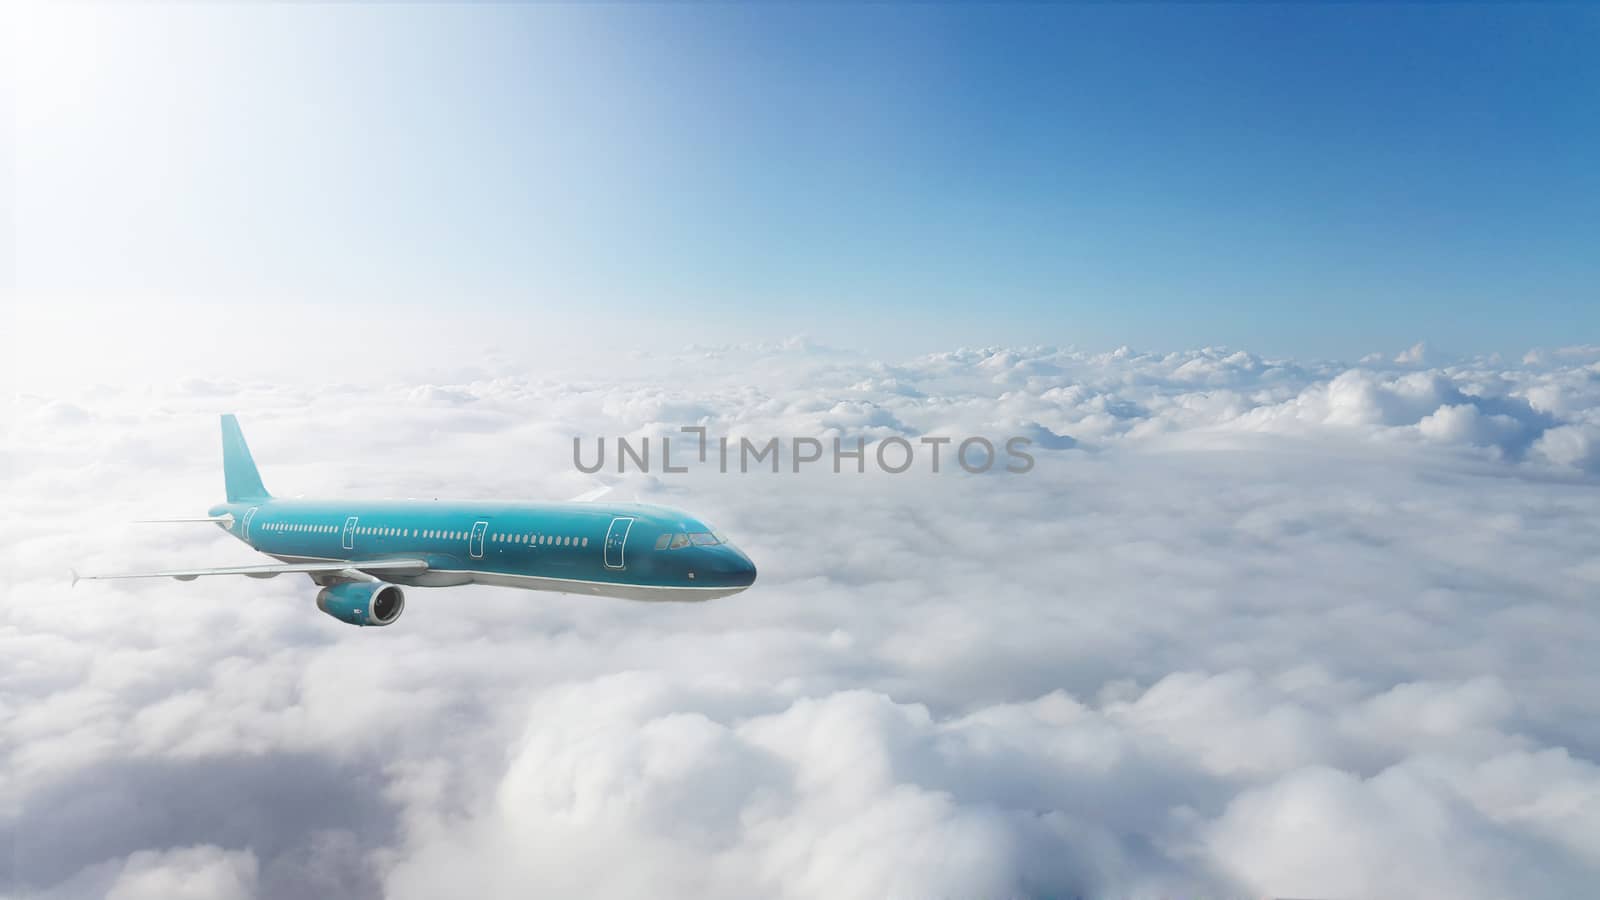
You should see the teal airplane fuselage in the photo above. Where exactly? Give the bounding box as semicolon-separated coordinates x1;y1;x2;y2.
206;497;757;601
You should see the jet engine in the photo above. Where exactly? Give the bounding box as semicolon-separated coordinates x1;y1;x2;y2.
316;581;405;627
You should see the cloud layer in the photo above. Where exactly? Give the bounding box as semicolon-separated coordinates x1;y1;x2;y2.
4;343;1600;899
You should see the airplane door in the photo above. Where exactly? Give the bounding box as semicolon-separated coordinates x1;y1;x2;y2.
470;521;488;560
242;507;258;539
604;517;634;569
342;516;358;551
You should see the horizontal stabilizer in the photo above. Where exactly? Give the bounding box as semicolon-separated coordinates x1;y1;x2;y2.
568;485;612;503
134;515;235;525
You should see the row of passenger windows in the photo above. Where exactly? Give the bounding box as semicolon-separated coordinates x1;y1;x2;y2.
493;533;587;547
258;522;587;547
654;532;726;550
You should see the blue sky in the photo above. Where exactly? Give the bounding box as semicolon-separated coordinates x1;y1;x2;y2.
11;2;1598;368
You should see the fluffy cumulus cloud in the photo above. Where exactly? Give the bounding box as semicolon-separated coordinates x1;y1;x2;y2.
4;342;1600;899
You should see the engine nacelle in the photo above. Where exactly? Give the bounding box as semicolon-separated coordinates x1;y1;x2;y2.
316;581;405;627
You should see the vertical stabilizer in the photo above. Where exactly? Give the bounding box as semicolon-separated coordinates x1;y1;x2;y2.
221;414;271;501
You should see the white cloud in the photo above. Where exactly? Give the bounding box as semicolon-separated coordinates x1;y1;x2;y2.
1396;341;1428;365
1533;424;1600;473
3;342;1599;899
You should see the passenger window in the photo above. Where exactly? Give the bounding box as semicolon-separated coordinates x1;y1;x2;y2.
669;533;689;549
582;537;588;547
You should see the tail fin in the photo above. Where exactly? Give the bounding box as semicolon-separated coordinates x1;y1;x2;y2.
221;414;271;501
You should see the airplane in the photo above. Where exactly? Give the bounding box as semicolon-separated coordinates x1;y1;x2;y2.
73;415;758;626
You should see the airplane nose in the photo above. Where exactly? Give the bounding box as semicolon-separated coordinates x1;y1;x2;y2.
714;546;757;588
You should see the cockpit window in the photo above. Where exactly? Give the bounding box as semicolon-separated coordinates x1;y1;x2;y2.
656;530;732;550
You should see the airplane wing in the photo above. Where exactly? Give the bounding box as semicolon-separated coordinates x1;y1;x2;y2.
568;485;612;503
72;558;429;586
